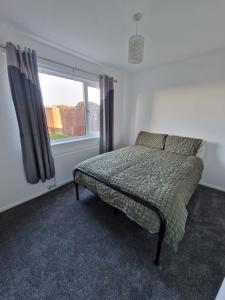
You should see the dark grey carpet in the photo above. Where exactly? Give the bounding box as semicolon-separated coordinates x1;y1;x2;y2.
0;184;224;300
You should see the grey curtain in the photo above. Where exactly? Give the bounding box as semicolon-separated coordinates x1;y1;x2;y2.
6;42;55;184
99;75;114;154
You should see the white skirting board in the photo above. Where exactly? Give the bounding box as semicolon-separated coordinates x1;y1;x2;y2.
0;179;73;214
200;181;225;193
0;179;224;214
215;278;225;300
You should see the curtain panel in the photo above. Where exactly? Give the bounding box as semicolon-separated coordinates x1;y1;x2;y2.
99;75;114;154
6;42;55;184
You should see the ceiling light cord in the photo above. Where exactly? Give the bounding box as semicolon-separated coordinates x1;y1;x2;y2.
136;21;138;39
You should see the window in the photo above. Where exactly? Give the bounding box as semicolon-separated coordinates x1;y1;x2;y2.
39;72;100;142
87;86;100;136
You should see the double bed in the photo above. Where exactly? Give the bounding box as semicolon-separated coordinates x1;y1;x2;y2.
73;132;204;265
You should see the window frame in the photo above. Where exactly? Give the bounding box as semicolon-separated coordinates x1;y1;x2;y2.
38;64;100;145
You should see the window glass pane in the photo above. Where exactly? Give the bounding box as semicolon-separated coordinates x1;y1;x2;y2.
39;73;85;140
87;86;100;136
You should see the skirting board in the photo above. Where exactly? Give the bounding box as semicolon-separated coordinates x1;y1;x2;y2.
215;278;225;300
0;179;224;214
200;181;225;193
0;179;73;214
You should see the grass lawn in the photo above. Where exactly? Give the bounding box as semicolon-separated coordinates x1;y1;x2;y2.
49;133;68;140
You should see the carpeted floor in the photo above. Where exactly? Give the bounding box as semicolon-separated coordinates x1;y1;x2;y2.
0;184;224;300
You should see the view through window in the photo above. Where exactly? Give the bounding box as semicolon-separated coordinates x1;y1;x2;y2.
39;73;100;141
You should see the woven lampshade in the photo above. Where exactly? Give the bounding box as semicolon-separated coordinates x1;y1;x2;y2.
128;34;144;64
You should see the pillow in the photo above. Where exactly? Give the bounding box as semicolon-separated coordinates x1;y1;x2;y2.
164;135;202;156
196;141;206;159
135;131;167;150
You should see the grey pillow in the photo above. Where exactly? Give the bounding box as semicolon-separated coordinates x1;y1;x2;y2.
135;131;167;150
165;135;202;156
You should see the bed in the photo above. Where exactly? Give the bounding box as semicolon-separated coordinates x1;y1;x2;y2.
73;132;204;265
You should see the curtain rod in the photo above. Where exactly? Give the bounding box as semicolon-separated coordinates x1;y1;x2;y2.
0;43;117;82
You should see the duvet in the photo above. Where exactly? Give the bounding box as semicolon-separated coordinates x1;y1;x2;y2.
74;145;203;250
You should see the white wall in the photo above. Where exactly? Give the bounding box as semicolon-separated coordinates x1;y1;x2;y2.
1;21;224;214
0;22;127;212
126;50;225;191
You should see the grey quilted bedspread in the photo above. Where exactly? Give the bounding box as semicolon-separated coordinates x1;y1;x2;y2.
75;145;203;250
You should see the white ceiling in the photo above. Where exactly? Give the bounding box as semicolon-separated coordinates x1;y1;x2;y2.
1;0;225;71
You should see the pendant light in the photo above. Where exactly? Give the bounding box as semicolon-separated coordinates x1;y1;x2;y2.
128;13;144;64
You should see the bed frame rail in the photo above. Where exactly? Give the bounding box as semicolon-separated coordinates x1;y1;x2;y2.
73;167;166;266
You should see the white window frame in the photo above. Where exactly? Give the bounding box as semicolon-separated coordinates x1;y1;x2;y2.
38;63;100;145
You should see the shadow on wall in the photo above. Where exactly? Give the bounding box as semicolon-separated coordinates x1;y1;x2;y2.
202;142;225;190
132;92;154;143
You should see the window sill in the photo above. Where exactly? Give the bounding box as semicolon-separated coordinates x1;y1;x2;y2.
50;135;99;147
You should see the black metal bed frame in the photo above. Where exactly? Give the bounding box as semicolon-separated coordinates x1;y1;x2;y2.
73;168;166;266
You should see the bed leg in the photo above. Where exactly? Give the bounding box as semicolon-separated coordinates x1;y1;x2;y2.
154;218;166;266
154;235;163;266
73;169;79;201
75;182;79;201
